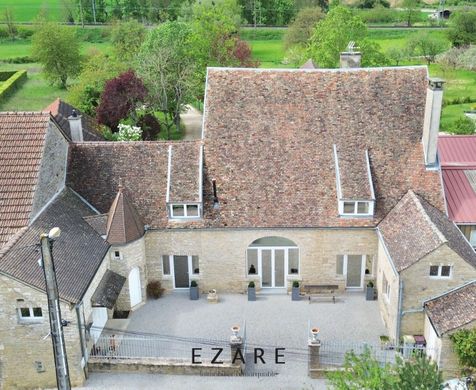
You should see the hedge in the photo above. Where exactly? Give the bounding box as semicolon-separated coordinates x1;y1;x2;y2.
0;70;27;104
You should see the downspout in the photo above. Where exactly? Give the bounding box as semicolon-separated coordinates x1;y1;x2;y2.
396;279;403;342
75;303;88;380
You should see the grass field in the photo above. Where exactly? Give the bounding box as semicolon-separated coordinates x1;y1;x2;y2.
2;1;63;22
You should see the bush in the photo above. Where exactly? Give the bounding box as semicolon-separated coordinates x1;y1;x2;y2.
0;70;27;104
248;281;255;288
0;56;36;64
292;281;299;288
356;7;401;24
239;28;284;41
146;280;165;299
450;328;476;368
447;10;476;47
449;116;476;135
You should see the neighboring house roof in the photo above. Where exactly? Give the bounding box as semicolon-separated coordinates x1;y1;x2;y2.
91;270;126;309
45;98;103;142
424;281;476;337
300;59;317;69
0;188;110;303
0;112;51;247
83;214;108;236
379;190;476;272
438;135;476;223
68;67;443;229
106;185;144;245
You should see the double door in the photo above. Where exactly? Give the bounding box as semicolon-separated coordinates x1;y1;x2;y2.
260;248;286;288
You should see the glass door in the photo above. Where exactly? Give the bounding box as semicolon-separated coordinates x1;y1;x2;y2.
346;255;363;288
274;249;285;287
261;249;272;287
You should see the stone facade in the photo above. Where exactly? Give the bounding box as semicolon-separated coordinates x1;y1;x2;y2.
108;237;147;311
400;244;476;336
30;122;69;221
145;228;378;293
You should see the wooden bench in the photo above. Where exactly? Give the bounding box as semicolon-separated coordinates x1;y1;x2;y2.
303;284;339;303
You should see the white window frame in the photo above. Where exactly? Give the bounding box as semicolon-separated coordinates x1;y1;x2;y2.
163;255;200;288
335;254;367;289
429;264;453;279
111;250;123;261
18;306;43;323
246;247;300;284
339;200;374;217
168;204;201;220
470;229;476;248
162;255;171;276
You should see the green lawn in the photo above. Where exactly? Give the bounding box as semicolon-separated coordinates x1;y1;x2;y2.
3;0;63;22
249;40;292;68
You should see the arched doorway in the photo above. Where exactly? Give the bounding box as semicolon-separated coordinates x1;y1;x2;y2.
247;237;299;289
128;267;142;308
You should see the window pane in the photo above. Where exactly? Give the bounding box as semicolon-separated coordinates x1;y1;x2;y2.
114;251;120;258
162;255;170;275
187;205;199;217
343;202;355;214
250;236;297;247
365;255;373;275
429;265;439;276
288;248;299;274
20;308;30;317
192;256;199;274
357;202;369;214
471;229;476;246
336;255;344;275
441;266;451;277
247;249;258;275
33;307;42;317
172;205;185;217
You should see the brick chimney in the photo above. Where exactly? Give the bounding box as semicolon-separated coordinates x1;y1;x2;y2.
340;41;361;68
67;109;83;142
422;78;444;167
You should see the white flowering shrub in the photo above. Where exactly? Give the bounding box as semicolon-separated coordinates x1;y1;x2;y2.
117;123;143;141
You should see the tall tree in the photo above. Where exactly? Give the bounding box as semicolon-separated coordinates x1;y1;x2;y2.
402;0;418;27
447;10;476;47
96;70;147;131
406;32;448;66
136;21;197;137
284;7;324;50
308;6;387;68
110;19;147;63
31;22;80;89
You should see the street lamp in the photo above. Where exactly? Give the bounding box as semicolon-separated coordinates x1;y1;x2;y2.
40;227;71;390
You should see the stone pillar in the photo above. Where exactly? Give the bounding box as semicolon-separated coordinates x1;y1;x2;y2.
308;338;321;378
230;334;243;372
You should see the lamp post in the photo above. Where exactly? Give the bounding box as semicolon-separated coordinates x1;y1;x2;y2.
40;227;71;390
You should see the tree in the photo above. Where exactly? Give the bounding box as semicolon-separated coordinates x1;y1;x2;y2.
401;0;419;27
110;20;147;63
308;6;387;68
2;8;17;39
96;70;147;131
450;328;476;368
407;32;448;66
386;46;407;66
284;7;324;50
394;354;443;390
449;116;476;135
447;11;476;47
233;39;259;67
68;50;126;116
31;22;80;89
136;21;197;137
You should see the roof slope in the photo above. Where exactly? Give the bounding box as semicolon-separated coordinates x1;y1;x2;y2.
168;142;201;203
439;135;476;167
379;190;476;272
0;112;50;247
425;282;476;337
106;186;144;244
202;67;443;228
45;98;103;142
0;188;110;303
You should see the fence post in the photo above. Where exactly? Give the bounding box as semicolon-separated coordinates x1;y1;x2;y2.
230;327;244;374
308;336;321;378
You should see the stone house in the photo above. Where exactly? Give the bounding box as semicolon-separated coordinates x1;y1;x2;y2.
1;64;476;388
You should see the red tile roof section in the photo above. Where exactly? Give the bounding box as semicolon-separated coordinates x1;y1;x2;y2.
0;112;50;246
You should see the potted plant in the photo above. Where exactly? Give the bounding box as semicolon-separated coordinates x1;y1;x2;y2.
190;280;199;300
366;280;376;301
292;280;300;301
248;281;256;301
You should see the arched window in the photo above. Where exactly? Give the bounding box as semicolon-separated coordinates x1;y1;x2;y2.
247;236;299;288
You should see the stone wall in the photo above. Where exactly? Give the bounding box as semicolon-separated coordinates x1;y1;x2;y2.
400;244;476;336
30;122;68;221
108;237;147;311
0;275;85;389
145;228;378;293
376;237;400;341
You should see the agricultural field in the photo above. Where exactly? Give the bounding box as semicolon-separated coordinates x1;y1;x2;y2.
2;0;64;22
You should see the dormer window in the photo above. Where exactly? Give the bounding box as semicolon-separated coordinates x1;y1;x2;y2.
333;145;375;218
169;204;201;219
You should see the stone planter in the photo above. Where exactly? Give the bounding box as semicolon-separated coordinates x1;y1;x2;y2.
310;327;320;342
292;286;300;301
366;286;376;301
190;286;199;300
207;289;218;303
248;287;256;301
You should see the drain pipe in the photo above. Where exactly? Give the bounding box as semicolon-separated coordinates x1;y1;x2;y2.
396;279;404;342
75;303;88;380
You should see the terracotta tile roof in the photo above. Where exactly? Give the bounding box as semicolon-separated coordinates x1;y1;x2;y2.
335;146;373;200
168;142;201;203
201;67;444;228
0;188;110;303
45;98;103;142
106;186;144;244
424;281;476;337
0;112;51;247
379;190;476;272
